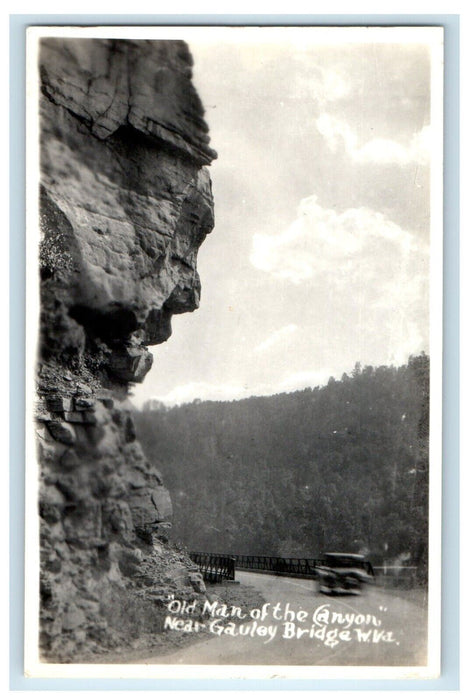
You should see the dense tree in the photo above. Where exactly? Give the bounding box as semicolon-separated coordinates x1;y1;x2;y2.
133;354;430;579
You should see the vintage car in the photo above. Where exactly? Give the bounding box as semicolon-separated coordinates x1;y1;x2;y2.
315;552;374;595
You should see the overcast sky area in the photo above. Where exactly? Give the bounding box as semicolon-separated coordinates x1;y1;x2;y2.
131;29;437;408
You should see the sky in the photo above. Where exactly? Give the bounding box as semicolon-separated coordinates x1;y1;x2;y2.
131;28;440;408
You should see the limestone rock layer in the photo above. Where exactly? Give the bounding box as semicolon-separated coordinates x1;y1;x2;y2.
36;38;215;660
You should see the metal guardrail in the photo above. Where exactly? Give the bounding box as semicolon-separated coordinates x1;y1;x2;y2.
190;551;328;580
190;551;377;583
190;552;236;583
233;554;326;578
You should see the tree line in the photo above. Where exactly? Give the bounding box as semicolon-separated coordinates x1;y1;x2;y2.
133;354;429;578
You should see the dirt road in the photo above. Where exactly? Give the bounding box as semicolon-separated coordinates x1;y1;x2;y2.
138;571;428;667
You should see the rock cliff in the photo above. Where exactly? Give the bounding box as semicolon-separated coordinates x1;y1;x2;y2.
35;38;216;660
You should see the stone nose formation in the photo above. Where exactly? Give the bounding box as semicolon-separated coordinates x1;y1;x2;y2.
39;37;216;384
36;37;216;660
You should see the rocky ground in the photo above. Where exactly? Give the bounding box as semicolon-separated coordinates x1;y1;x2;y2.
68;579;266;664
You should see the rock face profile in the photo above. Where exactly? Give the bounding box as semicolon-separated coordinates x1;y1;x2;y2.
35;38;216;660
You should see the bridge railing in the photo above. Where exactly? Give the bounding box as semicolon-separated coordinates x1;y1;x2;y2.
190;551;327;580
233;554;325;578
189;552;236;583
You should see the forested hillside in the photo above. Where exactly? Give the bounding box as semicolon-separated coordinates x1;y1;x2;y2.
133;355;429;576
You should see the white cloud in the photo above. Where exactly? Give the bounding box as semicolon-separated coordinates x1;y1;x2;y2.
320;68;351;102
316;113;431;166
279;369;332;393
316;112;355;153
145;377;302;406
250;195;415;285
143;371;337;407
148;381;251;406
301;66;352;104
250;195;429;366
254;324;298;354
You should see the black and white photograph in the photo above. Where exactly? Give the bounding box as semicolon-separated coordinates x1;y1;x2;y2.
24;25;443;678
